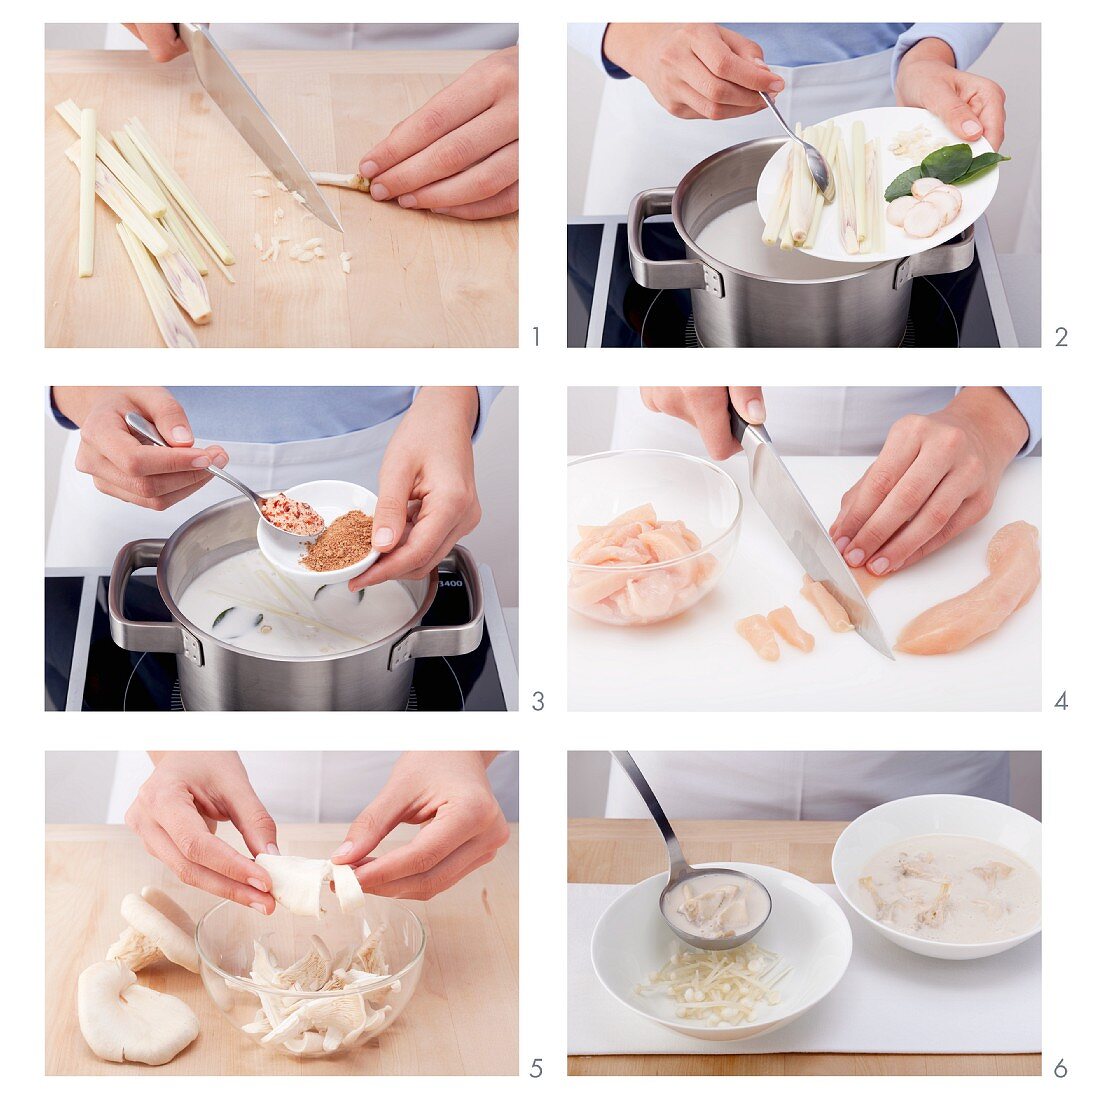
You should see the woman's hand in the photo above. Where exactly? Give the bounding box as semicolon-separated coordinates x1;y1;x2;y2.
350;388;481;590
360;46;518;220
639;386;766;460
53;387;228;511
125;752;278;913
830;388;1028;577
602;23;783;120
896;38;1006;149
332;753;508;900
122;23;187;62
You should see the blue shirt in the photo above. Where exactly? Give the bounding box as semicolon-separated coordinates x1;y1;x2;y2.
570;23;1001;89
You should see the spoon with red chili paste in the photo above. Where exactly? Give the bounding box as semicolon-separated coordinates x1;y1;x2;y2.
125;412;325;537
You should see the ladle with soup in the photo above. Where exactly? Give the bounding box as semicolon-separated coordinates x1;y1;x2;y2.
611;752;771;950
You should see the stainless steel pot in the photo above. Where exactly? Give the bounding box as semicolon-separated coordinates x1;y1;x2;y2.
628;137;975;347
108;497;484;711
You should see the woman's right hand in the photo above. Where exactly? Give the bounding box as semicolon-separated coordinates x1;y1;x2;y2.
602;23;783;120
639;387;766;460
122;23;187;62
52;387;227;511
126;752;278;913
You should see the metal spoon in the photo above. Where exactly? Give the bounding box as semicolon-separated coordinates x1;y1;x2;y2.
759;91;835;201
611;751;771;951
124;412;325;537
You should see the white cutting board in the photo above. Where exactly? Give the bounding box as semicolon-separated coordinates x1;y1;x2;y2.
568;455;1041;711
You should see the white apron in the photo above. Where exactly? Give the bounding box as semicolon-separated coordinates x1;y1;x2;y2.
46;416;401;569
583;47;895;215
605;752;1010;821
107;751;518;828
611;386;958;456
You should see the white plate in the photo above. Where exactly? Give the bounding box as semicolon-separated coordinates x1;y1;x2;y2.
255;479;379;587
591;862;852;1041
756;106;1001;264
831;794;1041;961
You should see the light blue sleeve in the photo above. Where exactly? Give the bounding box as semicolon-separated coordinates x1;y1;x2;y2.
569;23;628;78
1002;387;1041;457
474;387;504;441
891;23;1002;85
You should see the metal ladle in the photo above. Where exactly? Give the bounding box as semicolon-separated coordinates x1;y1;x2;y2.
124;412;325;538
759;91;835;201
612;751;772;951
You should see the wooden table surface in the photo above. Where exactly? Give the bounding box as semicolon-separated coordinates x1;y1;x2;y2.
44;50;517;347
568;818;1039;1077
46;823;518;1075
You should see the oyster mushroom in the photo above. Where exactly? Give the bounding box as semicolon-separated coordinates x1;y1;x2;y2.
902;201;944;239
255;853;332;917
885;195;918;227
77;960;199;1065
107;888;199;974
278;935;333;991
922;184;962;226
330;861;368;913
910;176;945;198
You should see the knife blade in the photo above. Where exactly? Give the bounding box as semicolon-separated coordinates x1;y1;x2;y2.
729;406;894;659
176;23;343;233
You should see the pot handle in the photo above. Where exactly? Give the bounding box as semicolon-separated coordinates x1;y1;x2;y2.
108;539;190;657
893;224;975;290
627;187;724;296
387;545;485;670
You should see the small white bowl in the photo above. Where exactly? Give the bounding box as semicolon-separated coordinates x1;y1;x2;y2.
832;794;1042;961
591;863;852;1042
256;479;379;587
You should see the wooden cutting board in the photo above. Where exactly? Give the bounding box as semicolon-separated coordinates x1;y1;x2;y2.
45;50;518;347
568;818;1038;1077
46;823;518;1075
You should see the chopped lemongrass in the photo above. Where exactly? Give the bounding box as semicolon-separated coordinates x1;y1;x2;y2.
787;123;813;245
290;190;306;205
762;162;792;247
274;207;285;222
296;250;315;262
260;246;276;262
313;246;325;258
341;257;351;274
339;251;352;261
303;237;323;250
252;189;271;198
124;117;235;265
54;100;166;219
110;129;209;276
164;192;236;283
312;170;370;192
275;179;289;192
852;120;868;245
254;232;263;251
803;121;836;249
115;222;198;348
156;247;212;324
249;170;272;178
872;141;885;254
64;142;172;257
287;244;303;259
834;135;859;255
862;139;877;252
77;108;97;277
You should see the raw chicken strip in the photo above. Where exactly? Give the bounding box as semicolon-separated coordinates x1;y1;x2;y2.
766;606;814;652
895;521;1040;655
852;567;888;598
800;575;853;632
735;615;780;661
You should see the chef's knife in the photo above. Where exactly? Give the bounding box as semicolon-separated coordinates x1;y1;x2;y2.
174;22;343;233
729;406;894;659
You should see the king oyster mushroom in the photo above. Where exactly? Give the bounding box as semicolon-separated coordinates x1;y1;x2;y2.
330;861;368;913
256;854;333;917
106;886;199;974
77;960;199;1066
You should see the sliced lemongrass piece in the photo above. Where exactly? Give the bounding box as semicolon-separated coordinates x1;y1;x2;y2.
77;108;97;277
54;100;167;219
834;135;859;255
296;250;315;262
273;207;285;222
124;117;235;265
252;188;271;198
872;141;885;254
313;246;325;258
302;237;324;250
156;246;212;324
852;120;868;245
787;123;813;245
275;179;288;192
762;161;791;247
65;142;172;257
254;232;264;251
116;222;198;348
803;121;837;249
111;129;209;276
341;256;351;274
164;192;236;284
312;171;370;192
290;190;306;205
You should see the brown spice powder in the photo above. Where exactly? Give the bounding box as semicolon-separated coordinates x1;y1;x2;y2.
300;510;374;572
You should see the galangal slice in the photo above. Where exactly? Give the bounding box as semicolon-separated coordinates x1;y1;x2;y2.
895;521;1040;655
735;615;780;661
800;575;853;632
767;606;814;652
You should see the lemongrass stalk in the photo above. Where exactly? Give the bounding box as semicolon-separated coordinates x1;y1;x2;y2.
124;117;235;265
852;121;868;244
762;162;792;246
833;135;859;255
787;124;812;245
77;108;97;277
54;100;166;218
64;142;172;257
156;246;212;324
164;192;237;284
115;222;198;348
872;142;885;254
862;139;878;253
803;121;836;249
311;170;370;192
112;129;209;276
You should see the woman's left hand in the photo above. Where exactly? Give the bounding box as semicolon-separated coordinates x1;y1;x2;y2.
359;45;518;220
829;388;1028;577
350;388;481;590
895;38;1005;149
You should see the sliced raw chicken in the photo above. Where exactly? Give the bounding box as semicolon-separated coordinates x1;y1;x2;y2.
895;521;1040;655
800;575;854;632
736;615;780;661
851;566;888;598
767;606;814;652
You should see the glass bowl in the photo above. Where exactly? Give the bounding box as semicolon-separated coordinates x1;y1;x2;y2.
195;895;425;1059
567;449;743;625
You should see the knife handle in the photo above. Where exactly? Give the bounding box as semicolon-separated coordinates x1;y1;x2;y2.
728;396;772;454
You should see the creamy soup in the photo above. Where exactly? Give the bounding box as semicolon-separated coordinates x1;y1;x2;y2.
694;201;877;280
177;548;418;657
859;834;1041;944
664;873;770;940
